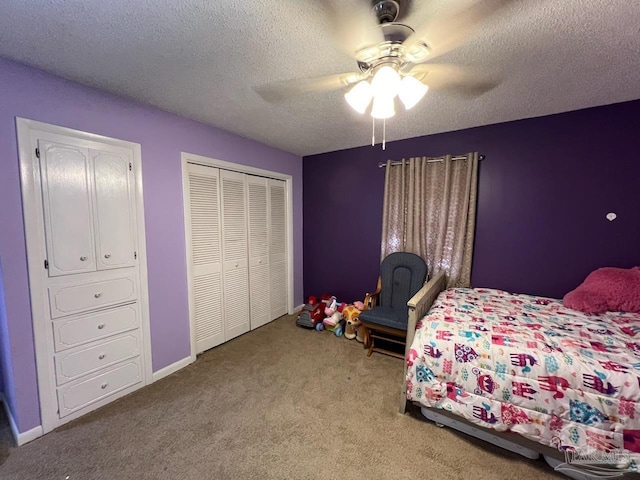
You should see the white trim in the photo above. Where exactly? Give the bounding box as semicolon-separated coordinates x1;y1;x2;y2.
0;393;43;446
16;118;153;434
180;152;295;356
293;303;304;314
152;356;193;382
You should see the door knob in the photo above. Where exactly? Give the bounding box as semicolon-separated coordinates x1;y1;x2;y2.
98;354;106;360
235;263;239;268
104;254;111;259
80;256;87;261
94;292;102;298
97;323;105;330
101;383;108;389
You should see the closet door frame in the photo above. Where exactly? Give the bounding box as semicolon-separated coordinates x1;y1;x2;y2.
17;118;153;437
181;152;294;362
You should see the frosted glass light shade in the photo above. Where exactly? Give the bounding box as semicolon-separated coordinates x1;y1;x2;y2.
371;96;395;119
371;65;401;99
399;76;428;110
344;81;373;114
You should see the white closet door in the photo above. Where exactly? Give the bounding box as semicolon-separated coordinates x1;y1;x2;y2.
246;176;270;330
186;164;225;353
91;148;136;270
269;179;288;319
220;170;250;341
39;140;96;277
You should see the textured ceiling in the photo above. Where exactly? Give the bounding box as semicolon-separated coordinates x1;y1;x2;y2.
0;0;639;156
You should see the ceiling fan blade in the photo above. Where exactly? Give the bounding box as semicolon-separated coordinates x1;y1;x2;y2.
255;72;363;103
404;0;515;62
317;0;385;57
408;63;500;97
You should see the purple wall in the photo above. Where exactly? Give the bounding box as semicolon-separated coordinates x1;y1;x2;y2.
303;99;640;304
0;57;303;433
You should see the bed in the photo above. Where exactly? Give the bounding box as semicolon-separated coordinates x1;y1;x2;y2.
402;272;640;474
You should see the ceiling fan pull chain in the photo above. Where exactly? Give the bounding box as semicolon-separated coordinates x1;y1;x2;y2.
372;116;376;147
383;118;386;151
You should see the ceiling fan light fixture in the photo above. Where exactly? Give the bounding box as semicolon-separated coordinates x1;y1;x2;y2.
371;65;401;99
371;95;395;119
399;76;429;110
345;80;373;114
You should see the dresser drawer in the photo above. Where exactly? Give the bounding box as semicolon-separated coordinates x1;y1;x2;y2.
48;274;137;319
54;330;141;385
52;303;139;352
57;359;142;417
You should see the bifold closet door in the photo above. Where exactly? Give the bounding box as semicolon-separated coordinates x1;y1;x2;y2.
269;179;288;319
185;164;225;353
246;176;271;330
220;170;250;340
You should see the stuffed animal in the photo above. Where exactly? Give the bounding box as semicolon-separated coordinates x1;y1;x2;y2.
342;305;362;340
323;311;343;331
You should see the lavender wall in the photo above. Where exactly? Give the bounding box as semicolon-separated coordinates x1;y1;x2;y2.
0;57;303;433
303;99;640;304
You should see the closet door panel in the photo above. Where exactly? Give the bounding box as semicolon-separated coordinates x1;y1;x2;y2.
269;179;288;319
247;176;270;330
39;140;96;276
220;170;250;340
186;164;225;352
92;149;136;270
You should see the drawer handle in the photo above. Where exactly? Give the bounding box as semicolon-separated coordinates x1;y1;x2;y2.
98;354;106;360
97;323;105;330
80;256;88;261
104;253;111;259
94;292;102;298
101;383;108;389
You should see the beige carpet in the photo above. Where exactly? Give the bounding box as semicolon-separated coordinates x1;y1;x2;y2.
0;315;564;479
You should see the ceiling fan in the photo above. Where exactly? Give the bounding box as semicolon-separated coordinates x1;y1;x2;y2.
256;0;512;147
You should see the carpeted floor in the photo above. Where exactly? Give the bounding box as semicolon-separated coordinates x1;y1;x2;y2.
0;314;564;479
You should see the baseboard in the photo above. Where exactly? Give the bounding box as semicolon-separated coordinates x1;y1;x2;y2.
152;356;193;382
293;304;304;314
0;393;43;446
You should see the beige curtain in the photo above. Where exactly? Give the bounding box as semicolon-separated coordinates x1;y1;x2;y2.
380;153;479;288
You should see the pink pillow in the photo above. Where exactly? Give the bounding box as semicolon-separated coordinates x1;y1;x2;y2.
563;267;640;314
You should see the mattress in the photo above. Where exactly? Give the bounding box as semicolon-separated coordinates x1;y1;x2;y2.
406;287;640;468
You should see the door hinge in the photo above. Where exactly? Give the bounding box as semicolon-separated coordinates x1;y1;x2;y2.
35;148;40;159
44;259;49;270
129;162;132;171
134;251;137;259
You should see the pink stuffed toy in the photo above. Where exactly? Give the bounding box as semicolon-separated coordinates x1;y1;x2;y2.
563;266;640;314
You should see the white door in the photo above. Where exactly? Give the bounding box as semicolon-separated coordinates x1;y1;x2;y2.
220;170;250;341
91;148;136;270
269;179;288;319
39;139;96;277
185;164;225;353
246;175;271;330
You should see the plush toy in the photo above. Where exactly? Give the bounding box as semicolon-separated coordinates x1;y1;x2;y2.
323;310;343;332
353;301;365;311
342;305;362;340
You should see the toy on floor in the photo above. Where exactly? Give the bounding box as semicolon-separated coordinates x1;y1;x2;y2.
296;295;325;329
342;305;362;341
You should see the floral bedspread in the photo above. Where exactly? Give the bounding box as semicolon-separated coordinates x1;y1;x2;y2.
406;288;640;466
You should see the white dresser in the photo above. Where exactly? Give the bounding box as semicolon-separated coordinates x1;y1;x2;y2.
18;119;151;434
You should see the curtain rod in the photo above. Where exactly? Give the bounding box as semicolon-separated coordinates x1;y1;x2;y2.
378;154;485;168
